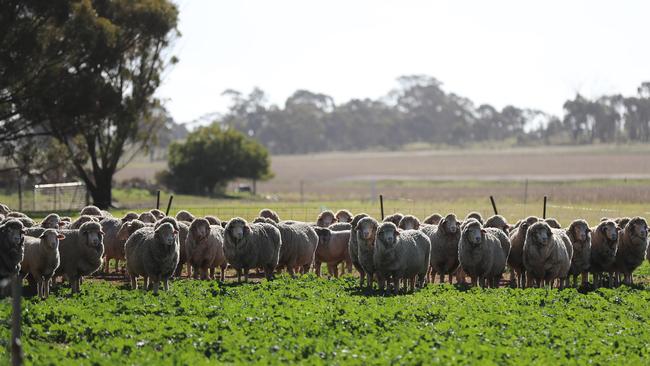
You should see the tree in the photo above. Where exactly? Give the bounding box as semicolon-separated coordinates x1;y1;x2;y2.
160;124;273;195
10;0;180;208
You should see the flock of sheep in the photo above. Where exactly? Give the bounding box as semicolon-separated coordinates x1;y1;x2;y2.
0;202;648;297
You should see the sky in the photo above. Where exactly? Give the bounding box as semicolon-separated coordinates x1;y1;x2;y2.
156;0;650;125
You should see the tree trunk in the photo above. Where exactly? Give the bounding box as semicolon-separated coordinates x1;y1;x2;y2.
88;171;113;209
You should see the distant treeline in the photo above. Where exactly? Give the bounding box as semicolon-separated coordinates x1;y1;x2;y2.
220;75;650;154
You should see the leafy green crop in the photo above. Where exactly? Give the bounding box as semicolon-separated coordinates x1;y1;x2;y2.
2;276;650;365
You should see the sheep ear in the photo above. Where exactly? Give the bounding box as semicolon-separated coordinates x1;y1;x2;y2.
395;230;400;236
481;229;486;234
586;228;592;233
57;234;66;240
244;224;251;235
173;230;179;235
58;222;65;227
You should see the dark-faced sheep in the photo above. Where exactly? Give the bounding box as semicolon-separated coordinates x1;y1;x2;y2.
398;215;421;231
566;219;591;287
54;221;105;293
544;218;562;229
508;216;539;287
125;222;180;294
522;222;571;288
0;219;26;285
223;218;282;282
484;215;511;234
175;210;195;223
186;218;227;281
465;212;484;225
590;220;619;288
348;213;369;286
615;217;631;231
423;213;443;226
383;213;404;226
423;213;460;284
458;219;507;288
259;209;280;223
316;210;336;227
21;229;64;298
335;209;353;223
313;228;352;278
615;217;648;285
373;222;431;294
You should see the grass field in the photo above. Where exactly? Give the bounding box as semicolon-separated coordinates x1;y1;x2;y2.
2;276;650;365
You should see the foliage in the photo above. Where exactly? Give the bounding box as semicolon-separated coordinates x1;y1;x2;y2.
1;277;650;364
159;124;273;195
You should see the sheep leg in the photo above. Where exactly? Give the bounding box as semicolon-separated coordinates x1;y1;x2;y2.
209;267;215;280
152;281;160;295
286;265;295;278
143;276;150;290
470;276;477;287
103;259;110;273
510;269;516;287
114;259;120;273
220;264;227;282
359;270;365;288
130;275;138;290
580;272;588;287
608;272;614;288
315;261;322;277
377;275;385;292
163;278;169;291
236;269;242;283
244;268;250;282
367;273;374;291
393;277;400;295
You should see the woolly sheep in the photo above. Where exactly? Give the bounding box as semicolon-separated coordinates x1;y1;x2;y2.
204;215;221;226
2;215;35;228
372;222;431;293
316;210;336;227
80;205;102;217
485;227;512;286
347;213;369;286
484;215;511;234
458;219;506;288
53;221;105;293
615;217;631;230
223;218;282;282
328;222;352;232
356;217;379;289
314;228;352;277
20;229;64;298
0;203;10;216
615;217;648;285
335;209;353;223
6;211;28;218
423;213;461;284
423;213;443;226
590;220;619;288
259;209;280;223
149;209;165;220
465;211;484;225
522;222;571;288
186;218;227;281
175;210;195;223
153;217;190;278
67;215;99;230
566;219;591;287
121;212;139;222
544;218;562;229
125;222;180;294
398;215;421;231
0;219;26;284
138;212;156;224
383;213;404;226
508;216;539;287
40;213;65;229
117;220;147;243
273;221;319;276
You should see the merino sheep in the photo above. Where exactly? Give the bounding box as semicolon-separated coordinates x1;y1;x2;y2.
615;217;631;231
153;217;190;278
273;221;319;276
356;217;379;289
138;212;156;224
544;218;562;229
314;228;352;277
54;221;105;293
117;220;147;243
223;218;282;282
80;205;102;217
0;203;10;216
21;229;64;298
259;209;280;223
423;213;443;226
508;216;539;287
66;215;99;230
590;220;619;288
316;210;336;227
465;211;484;225
101;214;143;274
348;213;369;286
186;218;227;281
175;210;195;223
484;215;511;234
615;217;648;285
335;209;353;223
204;215;221;226
121;212;139;222
458;219;507;288
0;219;26;284
328;222;352;232
566;219;591;287
423;213;461;284
125;222;180;294
383;213;404;226
398;215;421;231
485;227;512;286
2;215;35;228
522;222;571;288
372;222;431;293
40;213;65;229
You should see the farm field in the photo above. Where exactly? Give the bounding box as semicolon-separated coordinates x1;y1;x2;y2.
2;276;650;365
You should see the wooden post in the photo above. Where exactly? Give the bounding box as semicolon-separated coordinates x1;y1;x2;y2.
379;194;385;220
11;276;23;366
156;190;161;210
489;196;498;215
165;195;174;216
543;196;547;219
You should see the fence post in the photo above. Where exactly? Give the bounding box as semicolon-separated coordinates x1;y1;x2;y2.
543;196;547;219
379;194;385;220
156;190;161;210
11;276;23;366
165;195;174;216
489;196;498;215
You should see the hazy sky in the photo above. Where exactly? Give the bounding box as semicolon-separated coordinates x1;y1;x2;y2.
156;0;650;124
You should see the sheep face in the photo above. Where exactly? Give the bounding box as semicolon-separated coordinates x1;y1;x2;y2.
377;223;399;247
398;215;420;230
441;214;459;234
138;212;156;224
314;227;332;246
357;218;378;245
600;222;618;242
571;221;591;242
40;229;65;250
629;218;648;239
81;224;104;248
1;221;25;250
317;211;335;227
41;214;64;229
463;221;484;246
190;218;210;243
528;222;551;246
149;209;165;220
227;218;250;241
259;209;280;223
155;223;178;246
335;210;352;223
121;212;139;222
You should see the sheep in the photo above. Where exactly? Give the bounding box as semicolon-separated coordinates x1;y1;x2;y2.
423;213;461;284
186;218;227;281
355;217;379;289
138;212;156;224
398;215;421;231
6;211;28;218
508;216;539;287
61;216;72;223
259;209;280;223
563;219;591;287
372;222;431;293
66;215;99;230
223;218;282;282
154;217;190;278
465;211;484;225
121;212;139;222
20;229;64;298
53;221;105;293
204;215;221;226
313;228;352;277
316;210;336;227
328;222;352;232
101;214;145;273
590;220;619;288
615;217;648;286
458;219;506;288
125;222;179;294
522;222;571;288
485;227;511;287
272;221;318;277
117;219;147;243
80;205;102;217
615;217;631;230
0;219;26;284
2;215;35;228
175;210;195;223
383;213;404;226
544;218;562;229
335;209;353;223
40;213;65;229
423;213;443;226
348;213;369;286
484;215;511;234
146;209;163;221
0;203;10;216
0;214;3;222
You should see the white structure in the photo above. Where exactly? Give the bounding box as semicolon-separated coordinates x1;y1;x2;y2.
33;182;88;211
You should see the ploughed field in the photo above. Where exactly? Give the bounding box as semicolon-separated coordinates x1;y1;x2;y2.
2;275;650;365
